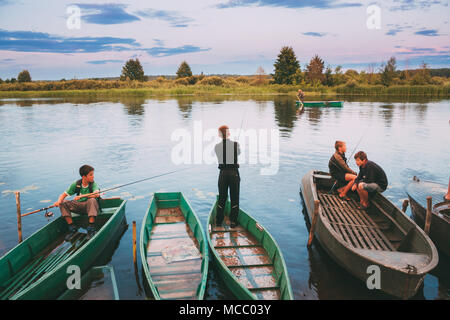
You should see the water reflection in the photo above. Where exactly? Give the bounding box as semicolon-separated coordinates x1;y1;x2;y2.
378;104;395;127
273;96;297;136
175;96;193;119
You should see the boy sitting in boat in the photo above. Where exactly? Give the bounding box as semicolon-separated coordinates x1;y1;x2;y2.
352;151;388;210
54;165;100;240
328;141;357;200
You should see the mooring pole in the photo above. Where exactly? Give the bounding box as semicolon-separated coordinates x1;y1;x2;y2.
424;196;433;235
15;192;22;243
402;199;409;213
132;221;137;265
307;200;320;247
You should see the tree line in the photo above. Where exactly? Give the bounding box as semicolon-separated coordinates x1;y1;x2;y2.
1;49;448;88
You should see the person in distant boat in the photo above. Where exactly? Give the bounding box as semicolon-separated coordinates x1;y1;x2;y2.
328;141;357;200
445;177;450;201
214;125;241;228
297;89;305;104
53;165;100;240
352;151;388;210
296;89;305;114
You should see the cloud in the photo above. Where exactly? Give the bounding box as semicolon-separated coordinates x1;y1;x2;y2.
390;0;445;11
385;23;412;36
395;46;450;55
0;29;140;53
135;9;194;28
72;3;140;25
146;45;211;57
86;59;123;64
216;0;362;9
414;29;440;36
302;32;328;37
0;0;12;6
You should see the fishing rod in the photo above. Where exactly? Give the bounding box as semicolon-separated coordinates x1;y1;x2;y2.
21;167;192;216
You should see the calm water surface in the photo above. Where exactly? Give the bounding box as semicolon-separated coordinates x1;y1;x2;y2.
0;95;449;300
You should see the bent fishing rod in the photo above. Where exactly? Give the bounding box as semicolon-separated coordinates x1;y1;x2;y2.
21;167;192;217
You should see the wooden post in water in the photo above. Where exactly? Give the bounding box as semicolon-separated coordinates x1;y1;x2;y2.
307;200;320;248
15;192;22;243
132;221;137;265
424;196;432;235
402;199;409;213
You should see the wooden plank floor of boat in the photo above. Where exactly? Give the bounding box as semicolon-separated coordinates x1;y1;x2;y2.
147;207;202;300
318;193;397;251
211;217;281;300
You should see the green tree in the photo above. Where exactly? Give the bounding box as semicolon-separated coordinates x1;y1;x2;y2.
18;70;32;82
176;61;193;78
272;46;300;84
306;54;325;84
380;56;397;86
410;62;432;85
120;58;145;81
323;66;333;86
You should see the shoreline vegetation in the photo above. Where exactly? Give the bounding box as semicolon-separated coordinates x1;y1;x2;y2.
1;49;449;99
0;80;449;99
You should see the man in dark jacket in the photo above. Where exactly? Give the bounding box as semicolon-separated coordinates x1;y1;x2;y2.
214;125;241;228
328;141;357;200
352;151;388;209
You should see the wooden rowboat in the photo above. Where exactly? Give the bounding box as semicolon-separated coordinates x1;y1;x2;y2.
296;101;343;108
207;197;294;300
300;170;438;299
140;192;208;300
0;198;126;300
406;176;450;258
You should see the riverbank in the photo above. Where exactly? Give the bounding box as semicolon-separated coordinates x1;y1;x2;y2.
0;81;449;99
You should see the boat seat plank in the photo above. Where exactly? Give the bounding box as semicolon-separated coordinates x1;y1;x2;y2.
354;249;430;270
319;193;396;251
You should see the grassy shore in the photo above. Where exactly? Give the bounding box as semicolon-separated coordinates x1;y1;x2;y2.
0;79;449;99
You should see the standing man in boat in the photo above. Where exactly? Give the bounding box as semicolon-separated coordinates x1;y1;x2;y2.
352;151;388;210
53;165;100;240
328;141;357;200
214;125;241;228
296;89;305;113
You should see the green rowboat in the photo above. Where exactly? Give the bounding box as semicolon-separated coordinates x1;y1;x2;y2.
207;197;294;300
58;265;120;300
296;101;343;108
0;198;126;300
140;192;208;300
301;170;438;299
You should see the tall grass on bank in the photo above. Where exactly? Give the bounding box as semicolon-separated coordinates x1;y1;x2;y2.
0;77;448;98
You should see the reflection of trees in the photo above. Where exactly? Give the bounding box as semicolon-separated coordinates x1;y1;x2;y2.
273;96;297;136
413;104;428;123
305;108;323;127
378;104;394;127
119;96;146;116
175;96;194;119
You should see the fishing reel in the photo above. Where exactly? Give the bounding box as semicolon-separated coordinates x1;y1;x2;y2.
44;209;54;221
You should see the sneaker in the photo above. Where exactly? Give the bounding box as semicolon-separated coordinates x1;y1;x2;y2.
65;224;79;241
230;222;238;228
86;224;96;240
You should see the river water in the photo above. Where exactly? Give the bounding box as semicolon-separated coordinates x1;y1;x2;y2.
0;95;449;300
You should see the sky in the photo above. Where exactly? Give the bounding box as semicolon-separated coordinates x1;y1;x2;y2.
0;0;449;80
